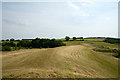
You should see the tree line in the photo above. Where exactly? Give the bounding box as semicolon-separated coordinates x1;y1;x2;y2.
104;38;120;44
2;38;66;51
1;36;86;51
65;36;84;41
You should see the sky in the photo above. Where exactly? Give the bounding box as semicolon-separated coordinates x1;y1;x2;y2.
2;0;118;39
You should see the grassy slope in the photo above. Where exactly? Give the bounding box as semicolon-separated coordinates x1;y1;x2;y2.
2;42;118;78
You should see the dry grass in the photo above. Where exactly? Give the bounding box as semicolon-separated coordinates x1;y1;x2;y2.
2;44;118;78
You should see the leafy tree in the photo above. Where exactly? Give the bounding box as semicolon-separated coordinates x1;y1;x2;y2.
104;38;120;43
2;38;66;51
73;37;76;41
10;41;16;47
10;38;14;41
78;37;84;41
2;46;11;51
6;39;9;41
31;38;41;48
16;39;20;41
2;40;5;41
65;36;70;41
17;40;31;48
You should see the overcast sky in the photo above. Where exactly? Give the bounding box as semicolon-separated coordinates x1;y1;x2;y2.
2;0;118;39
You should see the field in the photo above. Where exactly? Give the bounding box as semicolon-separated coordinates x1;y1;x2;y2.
2;39;119;78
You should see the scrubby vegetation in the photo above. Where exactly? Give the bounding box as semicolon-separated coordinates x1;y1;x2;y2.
93;48;120;58
2;37;119;78
3;41;118;78
104;38;120;43
2;38;65;51
1;36;85;51
2;46;12;51
65;36;84;41
2;37;120;58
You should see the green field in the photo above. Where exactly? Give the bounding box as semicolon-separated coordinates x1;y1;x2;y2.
2;39;119;78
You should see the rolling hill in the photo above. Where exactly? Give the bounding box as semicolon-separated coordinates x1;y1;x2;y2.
2;43;118;78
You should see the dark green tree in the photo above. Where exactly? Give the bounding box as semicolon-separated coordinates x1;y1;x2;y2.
10;38;14;41
2;46;11;51
6;39;9;41
10;41;16;47
65;36;70;41
73;37;76;41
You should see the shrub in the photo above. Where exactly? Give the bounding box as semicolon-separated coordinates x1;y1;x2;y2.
2;38;66;51
2;46;12;51
65;36;70;41
73;37;76;41
10;38;15;41
104;38;120;44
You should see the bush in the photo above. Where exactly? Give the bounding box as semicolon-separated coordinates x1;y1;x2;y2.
31;38;65;48
17;38;66;48
2;38;66;51
73;37;76;41
65;36;70;41
94;48;120;54
17;40;31;48
2;42;16;47
2;46;12;51
104;38;120;44
10;38;14;41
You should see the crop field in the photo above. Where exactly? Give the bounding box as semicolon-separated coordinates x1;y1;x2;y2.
2;39;119;78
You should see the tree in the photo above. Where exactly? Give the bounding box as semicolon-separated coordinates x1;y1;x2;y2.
6;39;9;41
10;38;14;41
2;40;5;41
73;37;76;41
31;38;41;48
17;40;31;48
2;46;11;51
77;37;84;41
16;39;20;41
65;36;70;41
10;41;16;47
2;38;66;51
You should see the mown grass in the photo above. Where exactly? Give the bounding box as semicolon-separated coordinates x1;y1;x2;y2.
84;38;104;42
63;41;84;46
2;38;119;78
3;45;118;78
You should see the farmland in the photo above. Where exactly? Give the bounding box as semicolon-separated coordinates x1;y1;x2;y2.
2;38;119;78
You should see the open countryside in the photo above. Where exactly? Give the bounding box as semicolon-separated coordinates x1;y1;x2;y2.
2;37;119;78
2;1;119;79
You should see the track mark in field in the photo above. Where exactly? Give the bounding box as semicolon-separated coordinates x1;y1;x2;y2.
58;45;84;57
2;45;118;78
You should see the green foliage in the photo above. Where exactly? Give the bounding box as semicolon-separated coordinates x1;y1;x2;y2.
17;40;31;48
2;46;12;51
10;38;15;41
94;48;120;55
2;42;16;47
77;37;83;39
6;39;9;41
31;38;65;48
104;38;120;44
73;37;76;41
15;39;20;41
2;40;5;41
80;39;84;41
2;38;65;51
65;36;70;41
